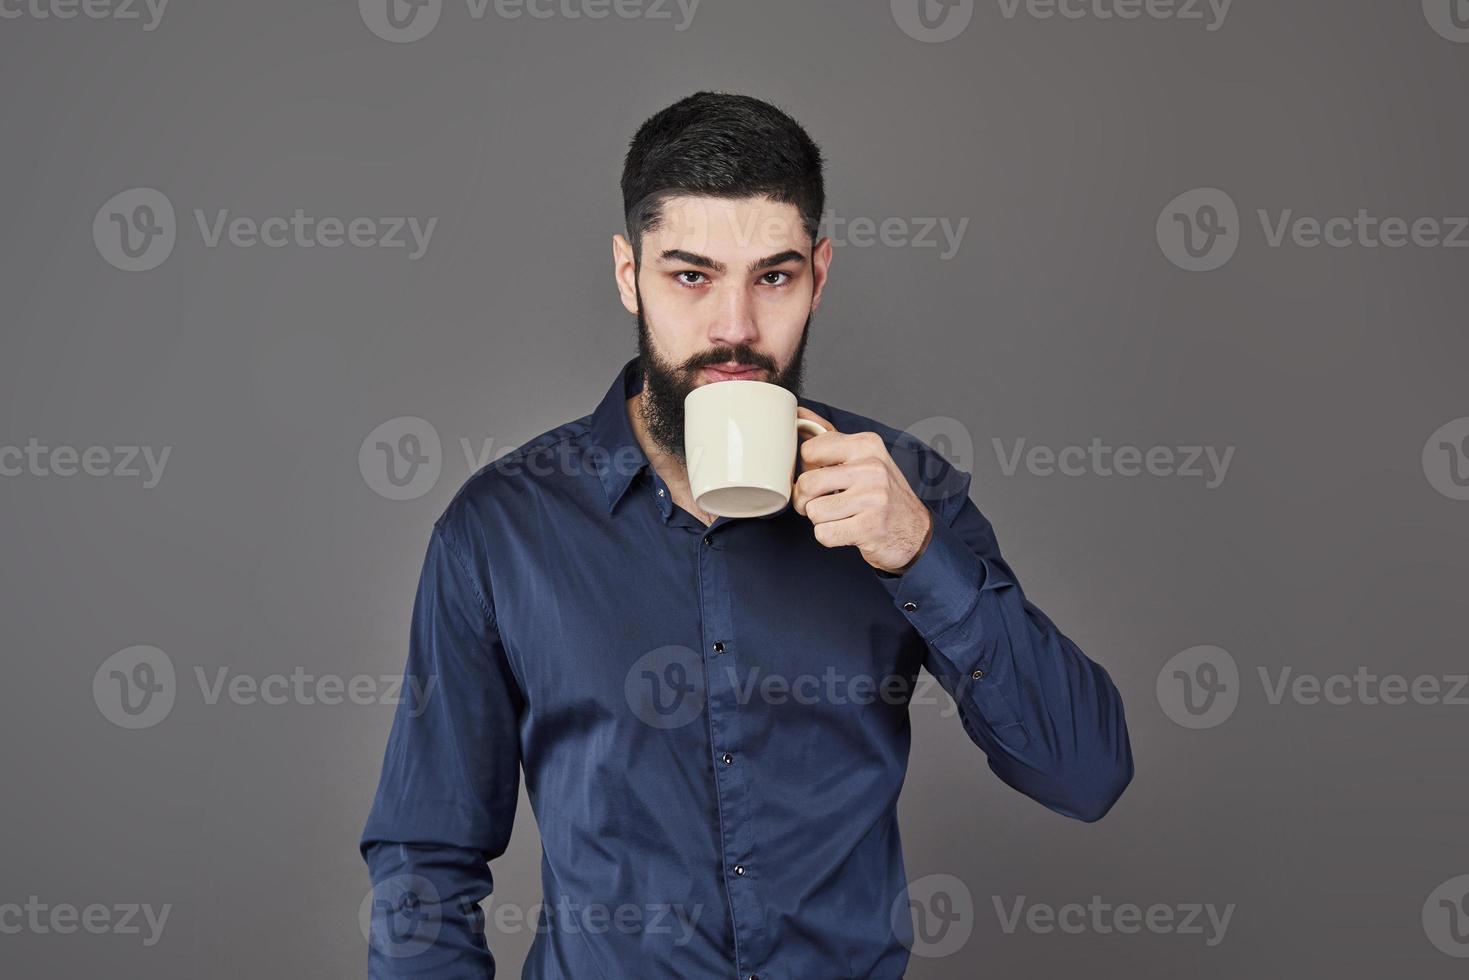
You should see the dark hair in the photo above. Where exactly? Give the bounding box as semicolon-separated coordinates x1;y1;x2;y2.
620;91;826;264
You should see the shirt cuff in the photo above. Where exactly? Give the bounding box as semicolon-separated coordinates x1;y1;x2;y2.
875;514;1013;642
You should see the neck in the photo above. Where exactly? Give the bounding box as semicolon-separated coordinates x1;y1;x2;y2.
625;391;714;525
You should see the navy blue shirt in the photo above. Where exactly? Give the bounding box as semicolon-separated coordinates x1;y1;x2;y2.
360;356;1133;979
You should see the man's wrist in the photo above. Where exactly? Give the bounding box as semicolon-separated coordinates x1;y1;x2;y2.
878;510;934;577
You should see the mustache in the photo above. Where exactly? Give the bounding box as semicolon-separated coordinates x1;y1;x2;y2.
684;349;775;372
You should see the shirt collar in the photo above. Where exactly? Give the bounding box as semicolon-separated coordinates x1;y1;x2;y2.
588;356;795;522
589;356;651;514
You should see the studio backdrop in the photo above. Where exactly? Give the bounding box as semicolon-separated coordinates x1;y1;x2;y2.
2;2;1466;978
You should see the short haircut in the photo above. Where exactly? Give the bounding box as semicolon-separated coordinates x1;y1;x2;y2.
620;91;826;264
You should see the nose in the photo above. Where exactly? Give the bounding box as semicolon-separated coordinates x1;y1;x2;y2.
706;285;759;352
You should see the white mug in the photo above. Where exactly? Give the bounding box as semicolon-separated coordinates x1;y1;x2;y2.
684;379;828;518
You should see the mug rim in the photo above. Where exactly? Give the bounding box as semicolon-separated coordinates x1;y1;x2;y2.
683;377;796;409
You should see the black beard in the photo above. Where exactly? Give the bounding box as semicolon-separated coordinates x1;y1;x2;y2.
633;288;812;462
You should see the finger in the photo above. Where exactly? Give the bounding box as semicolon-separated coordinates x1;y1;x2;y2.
794;458;883;512
810;512;865;549
792;461;862;514
804;487;870;525
800;428;887;468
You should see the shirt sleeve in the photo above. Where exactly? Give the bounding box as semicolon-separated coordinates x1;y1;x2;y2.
360;518;524;978
876;464;1134;823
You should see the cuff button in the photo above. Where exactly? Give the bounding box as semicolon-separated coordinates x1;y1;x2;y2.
902;601;917;612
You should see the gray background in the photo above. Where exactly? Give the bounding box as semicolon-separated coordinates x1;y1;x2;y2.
3;0;1467;977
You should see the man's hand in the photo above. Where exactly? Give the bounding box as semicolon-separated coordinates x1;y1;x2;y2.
792;407;934;574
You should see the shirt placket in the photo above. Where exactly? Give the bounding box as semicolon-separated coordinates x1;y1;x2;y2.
648;469;767;980
698;524;765;980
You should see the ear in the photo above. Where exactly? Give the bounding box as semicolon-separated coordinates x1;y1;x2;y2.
612;234;639;315
809;236;834;313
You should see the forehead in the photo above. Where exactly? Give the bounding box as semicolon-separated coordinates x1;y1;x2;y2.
649;195;808;255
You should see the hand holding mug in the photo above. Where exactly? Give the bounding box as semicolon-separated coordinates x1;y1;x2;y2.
791;406;934;575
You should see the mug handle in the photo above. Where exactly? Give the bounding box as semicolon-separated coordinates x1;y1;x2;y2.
794;419;827;478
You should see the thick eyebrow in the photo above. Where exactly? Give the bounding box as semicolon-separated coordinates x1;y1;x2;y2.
656;249;807;275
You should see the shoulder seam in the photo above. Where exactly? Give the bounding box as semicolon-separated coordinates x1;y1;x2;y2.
431;521;498;633
488;418;588;469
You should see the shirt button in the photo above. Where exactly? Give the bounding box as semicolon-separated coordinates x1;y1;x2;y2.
712;641;725;654
721;753;733;765
733;865;745;876
656;487;665;496
972;668;985;680
902;601;918;612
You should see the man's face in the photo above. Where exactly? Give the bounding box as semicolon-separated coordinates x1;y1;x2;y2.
613;194;833;459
